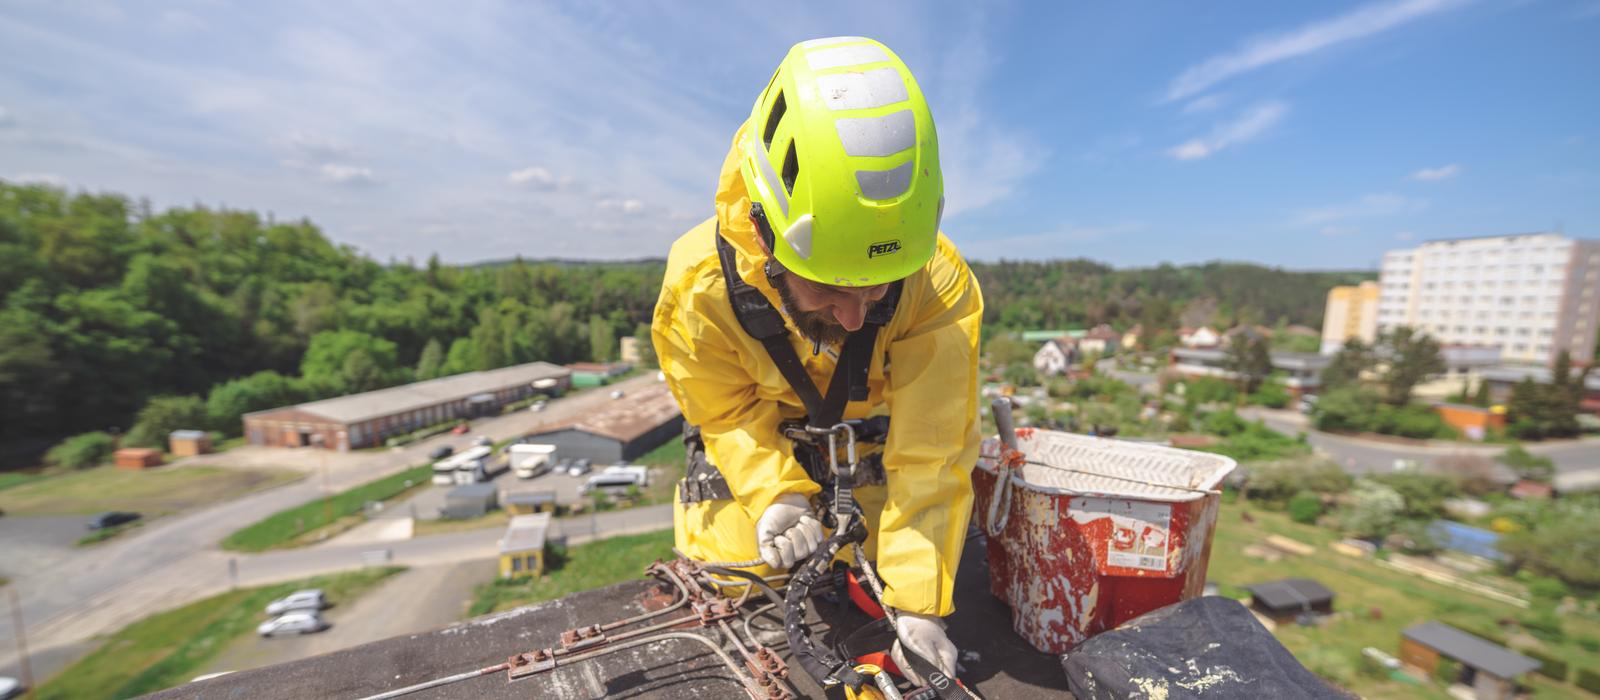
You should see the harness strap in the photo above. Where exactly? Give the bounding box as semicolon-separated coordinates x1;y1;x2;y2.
713;227;900;429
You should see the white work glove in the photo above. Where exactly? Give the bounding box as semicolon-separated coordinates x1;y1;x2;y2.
755;493;823;569
890;611;959;687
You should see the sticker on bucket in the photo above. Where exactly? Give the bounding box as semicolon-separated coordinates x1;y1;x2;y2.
1069;497;1172;574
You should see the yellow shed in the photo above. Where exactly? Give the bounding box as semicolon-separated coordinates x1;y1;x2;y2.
505;490;558;516
498;512;552;579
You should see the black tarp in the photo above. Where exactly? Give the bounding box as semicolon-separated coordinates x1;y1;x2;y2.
1060;596;1353;699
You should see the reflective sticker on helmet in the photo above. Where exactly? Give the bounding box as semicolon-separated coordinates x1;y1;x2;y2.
855;161;914;200
782;214;814;260
800;36;867;49
806;43;890;71
752;138;790;218
817;68;909;111
835;110;915;158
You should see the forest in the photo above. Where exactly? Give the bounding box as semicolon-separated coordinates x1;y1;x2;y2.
0;182;1370;464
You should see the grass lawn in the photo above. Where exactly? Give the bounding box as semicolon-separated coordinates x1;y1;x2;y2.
221;464;432;552
33;566;403;700
1212;498;1600;699
468;529;674;617
0;466;302;517
0;471;40;492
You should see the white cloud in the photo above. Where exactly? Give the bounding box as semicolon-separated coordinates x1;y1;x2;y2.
1293;193;1428;226
508;166;563;190
9;173;67;186
1409;163;1461;181
1181;94;1224;114
596;198;645;214
1163;0;1465;102
319;163;375;185
1168;101;1289;160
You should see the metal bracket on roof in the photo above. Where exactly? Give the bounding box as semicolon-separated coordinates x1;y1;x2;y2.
506;648;556;679
560;624;607;652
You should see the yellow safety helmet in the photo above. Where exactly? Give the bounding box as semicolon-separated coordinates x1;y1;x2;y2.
739;36;944;287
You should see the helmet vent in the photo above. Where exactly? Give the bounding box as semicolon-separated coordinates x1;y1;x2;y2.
762;91;786;150
781;140;799;196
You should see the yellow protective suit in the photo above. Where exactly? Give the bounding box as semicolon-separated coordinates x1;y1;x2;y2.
651;124;983;616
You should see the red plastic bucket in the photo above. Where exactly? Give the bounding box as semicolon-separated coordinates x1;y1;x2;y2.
971;429;1236;654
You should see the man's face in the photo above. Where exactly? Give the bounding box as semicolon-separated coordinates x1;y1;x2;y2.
770;263;891;346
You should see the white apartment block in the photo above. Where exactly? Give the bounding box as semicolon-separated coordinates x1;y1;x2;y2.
1377;233;1600;366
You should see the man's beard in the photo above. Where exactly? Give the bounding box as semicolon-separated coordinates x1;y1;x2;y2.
773;275;851;346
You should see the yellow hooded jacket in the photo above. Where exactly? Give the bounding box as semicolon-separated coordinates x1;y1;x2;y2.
652;126;983;616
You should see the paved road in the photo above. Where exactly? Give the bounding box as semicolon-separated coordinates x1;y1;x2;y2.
0;374;663;683
199;559;501;679
1238;407;1600;475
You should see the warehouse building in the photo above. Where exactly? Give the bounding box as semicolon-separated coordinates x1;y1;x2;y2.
521;381;682;463
242;362;571;451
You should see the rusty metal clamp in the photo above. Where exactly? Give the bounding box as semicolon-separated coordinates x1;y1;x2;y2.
985;398;1024;538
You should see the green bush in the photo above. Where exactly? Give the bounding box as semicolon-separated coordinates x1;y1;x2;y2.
1433;656;1460;685
1576;667;1600;694
1247;382;1291;409
1392;519;1439;555
1519;608;1564;643
1202;410;1249;437
1577;635;1600;653
125;395;209;448
1185;377;1237;406
1244;458;1353;504
45;431;117;469
1313;387;1379;433
1528;577;1570;601
1288;491;1322;524
1518;646;1568;681
1372;403;1456;440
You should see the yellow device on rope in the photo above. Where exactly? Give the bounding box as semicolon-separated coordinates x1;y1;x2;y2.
844;663;905;700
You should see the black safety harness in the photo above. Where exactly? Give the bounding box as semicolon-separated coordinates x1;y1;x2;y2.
678;227;899;513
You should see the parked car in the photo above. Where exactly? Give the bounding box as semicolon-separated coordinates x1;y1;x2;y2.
1297;394;1319;414
580;474;642;496
451;423;471;435
609;389;625;399
0;676;23;700
87;511;140;531
474;436;493;448
530;400;547;412
428;444;455;460
568;458;592;477
257;611;328;637
265;589;327;615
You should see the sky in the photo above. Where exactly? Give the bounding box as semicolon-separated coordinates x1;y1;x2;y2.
1;0;1596;270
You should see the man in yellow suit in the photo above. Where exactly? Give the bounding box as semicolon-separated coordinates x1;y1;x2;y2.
651;36;982;683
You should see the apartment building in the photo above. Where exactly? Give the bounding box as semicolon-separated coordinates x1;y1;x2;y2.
1320;281;1381;354
1377;233;1600;365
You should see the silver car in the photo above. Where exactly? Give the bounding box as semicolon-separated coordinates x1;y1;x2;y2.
265;589;326;615
257;611;327;637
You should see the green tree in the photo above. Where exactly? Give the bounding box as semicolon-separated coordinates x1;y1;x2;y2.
1225;333;1273;394
633;322;658;369
1003;363;1038;387
1320;338;1371;392
125;395;209;448
1499;444;1555;483
985;333;1035;367
415;338;445;380
588;314;616;363
205;371;307;434
301;330;405;392
1339;480;1405;539
441;337;477;376
1375;326;1444;406
1499;498;1600;588
1312;386;1379;433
